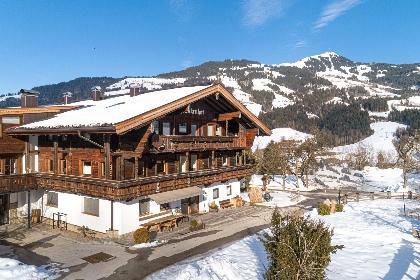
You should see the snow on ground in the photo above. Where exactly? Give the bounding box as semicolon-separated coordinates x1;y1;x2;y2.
0;94;21;102
312;200;420;280
252;128;312;152
146;229;268;280
256;192;306;207
332;121;406;156
362;166;420;192
0;258;65;280
252;78;274;92
148;199;420;280
232;89;262;117
272;93;293;108
129;240;167;249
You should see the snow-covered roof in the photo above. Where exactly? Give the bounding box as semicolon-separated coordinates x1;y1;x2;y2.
19;84;211;130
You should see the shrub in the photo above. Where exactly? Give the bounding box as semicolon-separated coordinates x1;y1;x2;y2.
133;228;150;245
335;204;344;212
209;204;219;210
318;204;331;216
190;220;198;228
260;208;343;280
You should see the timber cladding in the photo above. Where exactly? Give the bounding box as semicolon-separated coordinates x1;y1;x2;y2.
0;123;25;154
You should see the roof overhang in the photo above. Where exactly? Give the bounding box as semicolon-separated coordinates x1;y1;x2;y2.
6;126;116;135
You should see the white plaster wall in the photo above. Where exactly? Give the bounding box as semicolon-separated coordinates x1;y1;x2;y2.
42;192;112;233
16;190;44;217
116;197;141;235
199;179;240;212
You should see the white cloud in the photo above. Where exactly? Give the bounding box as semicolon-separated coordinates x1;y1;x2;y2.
313;0;364;31
294;40;306;48
242;0;297;28
181;51;194;68
168;0;194;22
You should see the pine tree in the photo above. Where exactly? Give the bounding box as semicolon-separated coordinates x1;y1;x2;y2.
260;208;343;280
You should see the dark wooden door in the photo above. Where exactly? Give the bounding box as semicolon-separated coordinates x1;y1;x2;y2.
0;194;9;225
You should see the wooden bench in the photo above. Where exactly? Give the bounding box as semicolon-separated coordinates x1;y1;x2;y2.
219;199;233;211
413;229;420;239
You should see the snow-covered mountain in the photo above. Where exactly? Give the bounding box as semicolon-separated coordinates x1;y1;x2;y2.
99;52;418;117
2;52;420;118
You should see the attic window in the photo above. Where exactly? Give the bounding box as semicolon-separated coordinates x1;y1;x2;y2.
179;123;187;134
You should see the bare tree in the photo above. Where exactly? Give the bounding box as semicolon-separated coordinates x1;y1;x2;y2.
393;129;419;189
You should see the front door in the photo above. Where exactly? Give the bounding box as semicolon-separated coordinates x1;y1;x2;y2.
190;196;199;214
0;194;9;225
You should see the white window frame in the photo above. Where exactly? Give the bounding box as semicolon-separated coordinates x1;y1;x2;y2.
82;161;92;175
213;188;219;199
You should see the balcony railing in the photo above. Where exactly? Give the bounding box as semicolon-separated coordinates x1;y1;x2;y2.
154;135;246;152
0;165;254;201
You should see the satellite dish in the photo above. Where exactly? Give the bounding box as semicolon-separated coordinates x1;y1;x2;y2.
151;133;164;149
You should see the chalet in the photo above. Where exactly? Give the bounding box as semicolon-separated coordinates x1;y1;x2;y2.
0;82;271;236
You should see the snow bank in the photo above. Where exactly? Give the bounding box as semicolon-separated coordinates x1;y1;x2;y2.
0;258;65;280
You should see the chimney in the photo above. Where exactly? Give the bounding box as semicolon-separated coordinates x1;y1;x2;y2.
19;89;39;108
63;92;72;104
129;84;140;97
91;86;101;101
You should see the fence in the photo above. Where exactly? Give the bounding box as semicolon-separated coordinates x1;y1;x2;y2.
338;191;419;205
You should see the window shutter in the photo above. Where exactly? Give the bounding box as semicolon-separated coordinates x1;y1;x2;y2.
47;192;58;206
84;197;99;216
139;199;150;215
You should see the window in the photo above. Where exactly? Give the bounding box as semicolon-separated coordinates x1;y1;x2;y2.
139;199;150;215
180;156;187;172
216;125;221;136
207;125;214;136
82;161;92;175
213;188;219;199
46;192;58;207
48;159;54;173
223;155;228;166
179;122;187;134
208;156;213;168
160;202;170;211
156;160;165;174
60;160;66;174
190;155;197;171
191;124;197;136
163;122;171;136
2;117;20;124
5;159;16;175
227;185;232;196
138;161;145;177
83;197;99;216
153;121;159;134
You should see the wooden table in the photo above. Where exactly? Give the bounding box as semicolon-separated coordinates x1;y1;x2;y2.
145;214;184;232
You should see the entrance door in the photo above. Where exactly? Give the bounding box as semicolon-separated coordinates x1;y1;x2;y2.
190;196;199;214
0;194;9;225
181;198;189;214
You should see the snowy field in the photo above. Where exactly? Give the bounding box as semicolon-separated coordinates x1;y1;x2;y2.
147;199;420;280
0;258;65;280
240;191;305;208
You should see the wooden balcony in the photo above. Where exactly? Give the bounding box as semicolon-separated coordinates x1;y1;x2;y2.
0;165;254;201
153;135;246;152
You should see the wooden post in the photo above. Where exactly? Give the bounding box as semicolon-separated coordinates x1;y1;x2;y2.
27;191;31;229
25;136;30;173
105;134;111;180
211;150;215;168
408;191;413;199
225;120;228;136
356;193;359;202
370;192;374;200
134;157;138;179
344;194;348;204
186;151;190;171
53;136;58;174
387;191;391;199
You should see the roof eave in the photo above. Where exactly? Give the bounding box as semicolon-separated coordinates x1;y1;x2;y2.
5;126;116;135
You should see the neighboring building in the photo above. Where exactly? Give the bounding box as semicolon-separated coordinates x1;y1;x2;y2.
0;82;271;236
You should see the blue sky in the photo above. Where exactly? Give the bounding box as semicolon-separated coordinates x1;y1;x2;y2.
0;0;419;94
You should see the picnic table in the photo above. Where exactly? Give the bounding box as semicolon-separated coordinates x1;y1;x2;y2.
144;214;184;232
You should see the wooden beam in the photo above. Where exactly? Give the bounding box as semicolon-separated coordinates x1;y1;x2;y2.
53;136;58;174
217;111;240;121
105;134;111;180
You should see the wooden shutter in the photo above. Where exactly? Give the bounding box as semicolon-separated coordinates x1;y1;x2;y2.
83;197;99;216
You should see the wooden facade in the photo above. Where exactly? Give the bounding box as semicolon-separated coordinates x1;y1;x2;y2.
0;83;270;202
